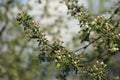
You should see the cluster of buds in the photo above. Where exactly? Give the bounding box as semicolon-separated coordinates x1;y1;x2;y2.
91;18;97;25
104;22;114;31
97;15;105;19
76;12;83;16
92;15;105;26
114;33;120;38
109;47;119;52
89;60;107;78
41;32;46;37
18;10;23;15
91;61;107;71
32;20;36;25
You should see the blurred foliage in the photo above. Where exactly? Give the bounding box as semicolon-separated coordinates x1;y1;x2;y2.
16;0;120;80
0;0;120;80
0;0;52;80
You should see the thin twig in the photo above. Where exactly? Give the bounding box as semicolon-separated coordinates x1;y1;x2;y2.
0;2;9;37
0;22;7;37
74;36;101;52
30;36;53;49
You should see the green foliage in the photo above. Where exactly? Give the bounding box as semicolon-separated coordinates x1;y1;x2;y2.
16;0;120;79
0;0;43;80
1;0;120;80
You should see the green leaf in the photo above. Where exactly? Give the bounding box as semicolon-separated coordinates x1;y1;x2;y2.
56;63;61;68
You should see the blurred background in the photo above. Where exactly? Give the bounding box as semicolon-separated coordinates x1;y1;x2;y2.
0;0;120;80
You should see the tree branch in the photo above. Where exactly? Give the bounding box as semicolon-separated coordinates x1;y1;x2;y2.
74;36;101;52
0;23;7;37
